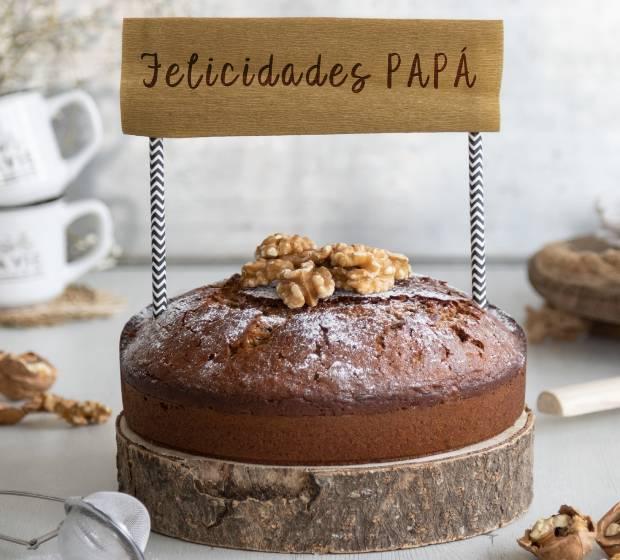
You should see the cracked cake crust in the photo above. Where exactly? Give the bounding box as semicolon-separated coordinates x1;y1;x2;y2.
120;274;526;464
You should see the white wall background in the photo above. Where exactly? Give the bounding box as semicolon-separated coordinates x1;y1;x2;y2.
56;0;620;261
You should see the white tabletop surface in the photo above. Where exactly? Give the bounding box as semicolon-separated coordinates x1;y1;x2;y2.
1;263;618;560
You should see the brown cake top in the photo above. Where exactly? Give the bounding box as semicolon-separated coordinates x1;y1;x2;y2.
120;274;526;416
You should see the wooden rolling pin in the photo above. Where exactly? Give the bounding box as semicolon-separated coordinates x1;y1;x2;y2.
538;377;620;417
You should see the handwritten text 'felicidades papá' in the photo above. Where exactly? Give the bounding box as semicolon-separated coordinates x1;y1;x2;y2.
140;49;477;94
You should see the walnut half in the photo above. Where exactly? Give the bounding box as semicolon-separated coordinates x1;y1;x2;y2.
329;243;411;294
240;258;295;288
255;233;316;259
332;266;395;295
241;234;412;306
518;505;596;560
0;392;111;427
276;262;335;308
597;502;620;558
24;393;112;426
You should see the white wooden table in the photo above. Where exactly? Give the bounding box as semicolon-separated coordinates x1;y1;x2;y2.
1;263;618;560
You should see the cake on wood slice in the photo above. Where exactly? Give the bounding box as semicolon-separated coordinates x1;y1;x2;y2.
529;235;620;325
120;274;526;465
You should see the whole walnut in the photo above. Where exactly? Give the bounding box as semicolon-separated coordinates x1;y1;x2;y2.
0;352;57;401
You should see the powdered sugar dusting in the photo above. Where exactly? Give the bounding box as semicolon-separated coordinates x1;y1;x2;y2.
259;314;287;329
185;304;261;344
489;306;523;334
241;285;280;299
285;309;370;349
121;275;524;415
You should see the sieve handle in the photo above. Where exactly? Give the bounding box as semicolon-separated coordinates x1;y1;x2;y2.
0;524;61;550
0;490;64;549
27;526;61;550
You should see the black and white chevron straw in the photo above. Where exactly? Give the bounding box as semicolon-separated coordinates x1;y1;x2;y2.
468;132;488;309
149;137;167;317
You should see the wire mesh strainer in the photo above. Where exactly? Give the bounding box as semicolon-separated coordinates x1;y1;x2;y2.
0;490;150;559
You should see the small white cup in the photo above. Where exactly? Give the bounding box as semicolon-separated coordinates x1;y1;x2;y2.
0;198;113;307
0;90;103;207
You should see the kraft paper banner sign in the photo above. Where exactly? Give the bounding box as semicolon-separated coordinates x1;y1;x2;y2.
121;18;503;137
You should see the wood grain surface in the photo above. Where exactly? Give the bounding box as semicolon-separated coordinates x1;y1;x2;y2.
121;18;503;137
117;410;533;553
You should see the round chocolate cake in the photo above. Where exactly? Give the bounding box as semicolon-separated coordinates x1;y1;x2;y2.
120;274;525;465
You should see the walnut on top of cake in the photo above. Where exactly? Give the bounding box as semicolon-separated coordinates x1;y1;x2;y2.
240;234;412;308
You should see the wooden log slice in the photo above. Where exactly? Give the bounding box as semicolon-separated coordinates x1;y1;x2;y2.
529;236;620;325
116;409;534;553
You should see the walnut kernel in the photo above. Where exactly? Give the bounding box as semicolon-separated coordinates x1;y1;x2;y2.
0;392;111;427
276;262;335;308
285;245;333;266
241;234;412;306
241;258;295;288
387;250;412;280
330;243;386;273
24;393;112;426
329;243;411;294
332;267;395;294
256;233;316;259
518;505;595;560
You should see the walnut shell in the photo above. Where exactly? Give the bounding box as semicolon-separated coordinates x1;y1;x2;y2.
597;502;620;558
518;505;596;560
0;403;27;425
0;352;57;400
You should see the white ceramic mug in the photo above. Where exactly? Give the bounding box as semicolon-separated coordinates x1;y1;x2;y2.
0;90;103;207
0;198;113;307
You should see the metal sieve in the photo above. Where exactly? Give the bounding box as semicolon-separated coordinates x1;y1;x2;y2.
0;490;150;559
